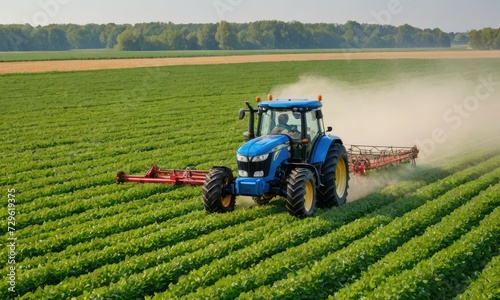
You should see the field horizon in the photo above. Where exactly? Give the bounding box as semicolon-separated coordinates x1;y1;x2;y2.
0;47;473;63
2;49;500;75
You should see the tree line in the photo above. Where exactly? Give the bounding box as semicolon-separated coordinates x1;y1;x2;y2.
0;20;475;52
468;28;500;50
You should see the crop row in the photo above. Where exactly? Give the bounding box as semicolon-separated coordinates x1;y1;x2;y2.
1;149;426;238
10;134;497;210
16;153;444;299
17;208;204;268
1;97;235;149
4;122;238;192
366;206;500;299
8;140;234;209
5;153;500;298
239;167;500;299
12;153;181;205
455;254;500;299
15;185;200;240
1;118;169;149
4;140;499;218
166;162;500;300
82;213;313;299
3;129;213;180
162;210;391;299
15;183;176;230
1;100;226;147
19;214;296;299
2;114;239;176
17;209;204;266
20;212;296;300
5;154;500;299
20;176;405;300
332;182;500;299
86;191;400;299
6;149;498;237
0;204;282;298
19;197;202;261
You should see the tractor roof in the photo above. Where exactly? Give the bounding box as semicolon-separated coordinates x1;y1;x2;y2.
258;99;323;110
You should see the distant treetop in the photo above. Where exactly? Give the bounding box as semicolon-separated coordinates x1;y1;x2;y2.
0;20;485;52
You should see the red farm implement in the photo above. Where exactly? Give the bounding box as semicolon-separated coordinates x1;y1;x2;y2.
116;165;209;185
116;145;419;185
347;145;419;175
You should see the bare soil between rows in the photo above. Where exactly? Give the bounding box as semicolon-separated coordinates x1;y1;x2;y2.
2;50;500;74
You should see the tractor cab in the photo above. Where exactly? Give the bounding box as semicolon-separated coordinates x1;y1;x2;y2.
256;98;326;162
239;96;328;163
228;95;349;218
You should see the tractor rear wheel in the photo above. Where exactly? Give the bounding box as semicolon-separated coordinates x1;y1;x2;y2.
317;143;349;208
286;168;317;217
202;167;236;213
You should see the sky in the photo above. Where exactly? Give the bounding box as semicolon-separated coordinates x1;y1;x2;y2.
1;0;499;33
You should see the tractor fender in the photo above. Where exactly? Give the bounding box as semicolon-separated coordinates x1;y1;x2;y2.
310;135;343;165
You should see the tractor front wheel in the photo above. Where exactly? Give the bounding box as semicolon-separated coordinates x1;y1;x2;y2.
286;168;317;218
202;167;236;213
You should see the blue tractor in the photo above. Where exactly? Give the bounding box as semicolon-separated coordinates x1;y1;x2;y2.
202;95;350;217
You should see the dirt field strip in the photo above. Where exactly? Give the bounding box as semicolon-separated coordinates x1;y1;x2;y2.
2;50;500;74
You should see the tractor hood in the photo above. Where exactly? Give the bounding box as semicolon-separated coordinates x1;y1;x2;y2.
237;135;290;157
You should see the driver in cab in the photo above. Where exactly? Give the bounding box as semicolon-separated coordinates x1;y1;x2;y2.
271;114;300;139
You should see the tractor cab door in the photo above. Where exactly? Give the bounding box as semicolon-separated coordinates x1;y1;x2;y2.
303;109;323;161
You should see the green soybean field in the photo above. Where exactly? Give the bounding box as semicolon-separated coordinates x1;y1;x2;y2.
1;57;500;299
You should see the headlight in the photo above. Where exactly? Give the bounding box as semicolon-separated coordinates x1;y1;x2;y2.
237;154;248;162
253;171;265;177
251;153;269;162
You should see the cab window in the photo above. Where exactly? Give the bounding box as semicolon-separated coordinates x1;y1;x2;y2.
305;110;321;143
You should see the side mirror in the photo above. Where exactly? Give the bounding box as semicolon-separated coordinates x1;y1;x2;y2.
316;110;323;119
326;126;333;133
239;108;246;120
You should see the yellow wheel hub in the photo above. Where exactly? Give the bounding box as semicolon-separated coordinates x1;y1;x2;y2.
221;194;232;207
336;158;347;197
221;178;232;207
304;180;314;211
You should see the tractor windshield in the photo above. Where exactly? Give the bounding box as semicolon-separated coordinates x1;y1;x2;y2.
259;110;302;139
259;108;324;143
258;107;325;161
